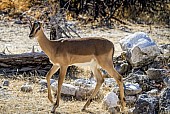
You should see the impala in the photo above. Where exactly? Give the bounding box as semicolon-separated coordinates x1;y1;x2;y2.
29;21;126;113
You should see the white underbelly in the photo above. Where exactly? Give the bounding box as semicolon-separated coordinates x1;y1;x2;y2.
71;59;99;68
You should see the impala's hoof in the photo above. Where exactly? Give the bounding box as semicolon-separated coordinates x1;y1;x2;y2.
81;108;86;112
51;106;56;113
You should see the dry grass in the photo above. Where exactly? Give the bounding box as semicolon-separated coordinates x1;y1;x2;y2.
0;78;111;114
0;17;169;113
0;0;31;12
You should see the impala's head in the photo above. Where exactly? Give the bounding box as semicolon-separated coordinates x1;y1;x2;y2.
29;21;42;39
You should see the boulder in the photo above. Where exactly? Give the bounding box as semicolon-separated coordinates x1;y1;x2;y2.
133;94;159;114
159;87;170;114
102;92;119;110
119;32;160;67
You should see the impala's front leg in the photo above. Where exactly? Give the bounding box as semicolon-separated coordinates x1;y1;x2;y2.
46;65;59;103
51;66;68;113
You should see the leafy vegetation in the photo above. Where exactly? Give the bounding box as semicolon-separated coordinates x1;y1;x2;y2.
0;0;169;25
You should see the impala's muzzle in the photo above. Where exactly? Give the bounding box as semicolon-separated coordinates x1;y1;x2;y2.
29;34;34;39
29;30;34;39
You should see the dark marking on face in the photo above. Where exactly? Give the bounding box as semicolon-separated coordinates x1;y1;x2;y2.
29;21;41;38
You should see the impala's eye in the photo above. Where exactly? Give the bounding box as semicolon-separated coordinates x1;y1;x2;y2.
34;23;39;28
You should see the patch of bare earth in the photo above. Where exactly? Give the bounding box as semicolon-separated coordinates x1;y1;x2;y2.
0;20;169;113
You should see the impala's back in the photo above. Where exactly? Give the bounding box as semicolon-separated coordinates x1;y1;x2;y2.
56;37;114;55
51;37;114;65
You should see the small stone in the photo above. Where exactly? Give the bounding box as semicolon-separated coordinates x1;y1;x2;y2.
146;68;167;80
75;86;94;100
125;96;137;106
128;107;135;114
39;79;56;87
125;83;142;95
39;85;47;93
74;78;96;88
14;20;23;24
102;92;119;110
108;107;117;114
147;89;159;96
21;84;33;92
3;80;9;86
103;78;116;88
163;77;170;88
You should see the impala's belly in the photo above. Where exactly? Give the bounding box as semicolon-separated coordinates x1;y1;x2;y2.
71;59;99;68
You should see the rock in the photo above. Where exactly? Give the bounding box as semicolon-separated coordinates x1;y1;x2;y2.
163;77;170;88
21;84;33;92
133;94;159;114
14;20;24;24
124;73;152;91
103;78;116;88
124;83;142;95
39;79;56;87
2;80;9;86
160;44;170;57
73;78;96;88
146;68;167;81
51;82;77;96
115;60;129;75
39;85;47;93
102;92;119;110
147;89;159;96
75;86;94;99
120;32;160;67
159;88;170;114
107;107;118;114
128;107;135;114
125;95;137;106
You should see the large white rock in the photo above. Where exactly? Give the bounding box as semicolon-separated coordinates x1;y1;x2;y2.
120;32;160;67
51;82;77;96
102;92;119;110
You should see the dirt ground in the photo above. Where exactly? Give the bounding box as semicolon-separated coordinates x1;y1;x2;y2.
0;20;170;114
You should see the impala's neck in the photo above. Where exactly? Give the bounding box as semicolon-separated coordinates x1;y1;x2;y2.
36;28;52;57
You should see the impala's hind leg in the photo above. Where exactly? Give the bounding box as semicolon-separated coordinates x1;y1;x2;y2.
98;57;126;111
82;63;104;111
